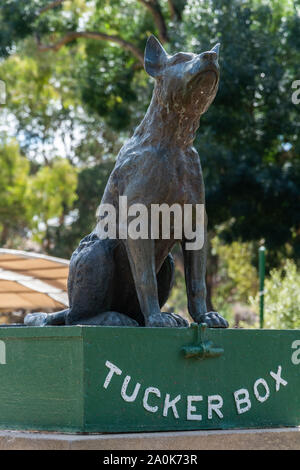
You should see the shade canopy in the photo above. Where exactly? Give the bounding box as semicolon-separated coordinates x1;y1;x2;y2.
0;249;69;312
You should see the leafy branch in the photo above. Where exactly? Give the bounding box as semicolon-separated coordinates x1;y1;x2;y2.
35;0;179;64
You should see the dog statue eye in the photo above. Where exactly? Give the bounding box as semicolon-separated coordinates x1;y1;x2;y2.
171;54;192;65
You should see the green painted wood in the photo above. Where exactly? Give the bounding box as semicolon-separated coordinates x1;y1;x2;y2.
0;325;299;432
0;327;84;432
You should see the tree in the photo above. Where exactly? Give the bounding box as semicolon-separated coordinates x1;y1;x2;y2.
27;157;78;250
0;0;184;132
46;160;114;257
1;0;299;252
0;139;31;244
184;0;300;259
0;138;78;251
251;259;300;329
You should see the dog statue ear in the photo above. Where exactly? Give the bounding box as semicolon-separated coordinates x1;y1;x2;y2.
144;35;168;77
210;43;220;57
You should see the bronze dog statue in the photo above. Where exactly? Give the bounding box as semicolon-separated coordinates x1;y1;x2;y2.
25;35;228;329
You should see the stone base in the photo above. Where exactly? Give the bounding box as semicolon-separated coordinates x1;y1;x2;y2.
0;428;299;450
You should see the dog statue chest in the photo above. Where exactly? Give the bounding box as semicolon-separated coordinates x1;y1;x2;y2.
109;144;203;208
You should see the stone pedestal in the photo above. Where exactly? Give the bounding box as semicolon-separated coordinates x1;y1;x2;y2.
0;428;299;450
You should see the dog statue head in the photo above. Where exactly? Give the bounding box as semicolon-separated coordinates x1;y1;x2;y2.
144;35;220;116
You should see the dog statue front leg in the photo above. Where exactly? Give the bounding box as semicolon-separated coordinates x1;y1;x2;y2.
182;238;228;328
124;238;179;327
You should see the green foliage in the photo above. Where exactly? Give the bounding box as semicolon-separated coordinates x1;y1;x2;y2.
79;42;137;131
27;158;78;244
251;259;300;329
0;40;87;162
47;160;114;258
166;237;259;326
0;137;78;248
184;0;300;259
212;237;259;302
0;139;31;242
0;0;37;57
210;235;259;325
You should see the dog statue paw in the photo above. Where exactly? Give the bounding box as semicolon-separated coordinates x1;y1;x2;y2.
196;312;228;329
146;312;189;328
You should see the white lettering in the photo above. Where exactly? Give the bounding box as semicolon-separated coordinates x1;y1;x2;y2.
96;203;117;239
151;203;183;240
103;360;122;389
0;80;6;105
270;366;288;391
128;204;149;239
0;341;6;365
184;204;205;251
143;387;161;413
121;375;141;402
187;395;203;421
208;394;223;419
253;378;270;403
234;388;251;414
163;393;181;418
119;195;128;239
291;340;300;365
292;80;300;105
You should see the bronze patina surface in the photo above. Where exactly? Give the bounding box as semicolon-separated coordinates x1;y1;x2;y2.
25;35;228;329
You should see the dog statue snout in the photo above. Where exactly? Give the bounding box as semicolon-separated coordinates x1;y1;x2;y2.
201;51;217;62
199;43;220;63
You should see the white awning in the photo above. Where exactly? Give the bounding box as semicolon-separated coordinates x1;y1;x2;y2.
0;249;69;312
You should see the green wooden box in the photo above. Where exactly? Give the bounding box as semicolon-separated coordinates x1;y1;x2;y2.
0;325;299;433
